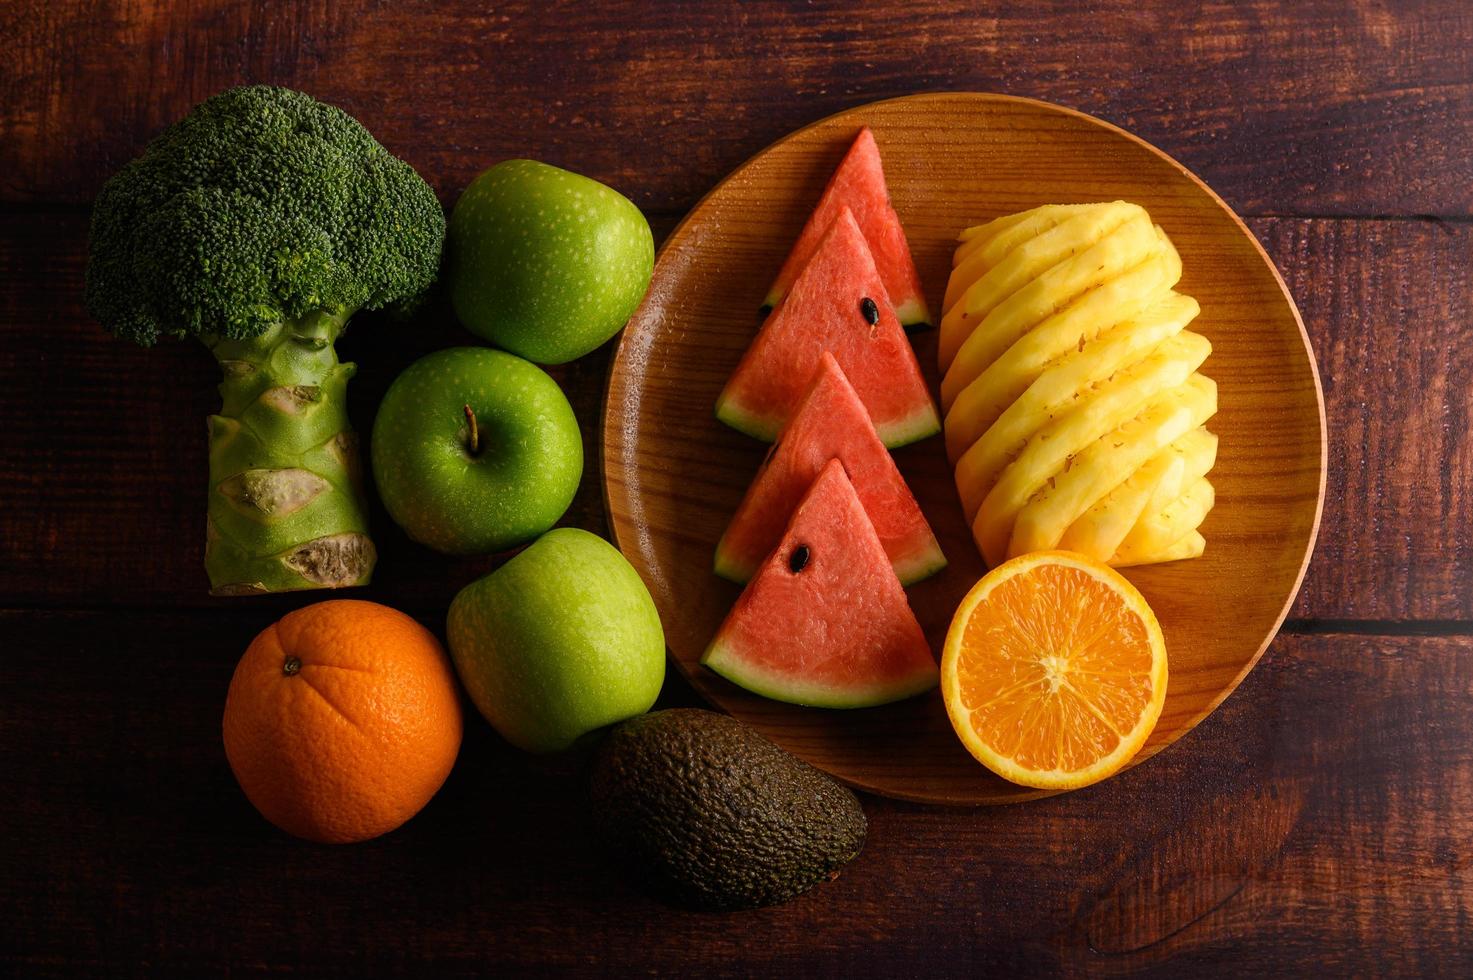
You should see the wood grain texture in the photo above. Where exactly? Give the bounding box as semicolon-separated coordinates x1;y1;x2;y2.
604;94;1324;803
0;208;632;617
2;611;1468;975
1;0;1469;973
2;1;1471;216
1269;215;1473;621
2;210;1467;621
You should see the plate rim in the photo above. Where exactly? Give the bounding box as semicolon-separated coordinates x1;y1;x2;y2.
600;91;1329;804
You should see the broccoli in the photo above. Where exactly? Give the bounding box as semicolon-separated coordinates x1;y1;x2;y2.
86;85;445;595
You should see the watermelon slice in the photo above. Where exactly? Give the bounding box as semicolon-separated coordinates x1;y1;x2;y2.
716;208;940;448
703;460;938;709
764;127;931;329
715;352;945;586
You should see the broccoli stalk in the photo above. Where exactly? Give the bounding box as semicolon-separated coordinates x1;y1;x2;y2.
85;86;445;595
201;309;367;594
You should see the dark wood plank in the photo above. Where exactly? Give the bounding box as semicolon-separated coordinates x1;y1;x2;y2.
0;207;650;618
2;2;1465;975
1265;216;1473;621
1;611;1468;975
1;211;1465;621
1;1;1471;216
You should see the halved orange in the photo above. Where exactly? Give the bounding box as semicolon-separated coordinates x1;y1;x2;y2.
940;551;1167;790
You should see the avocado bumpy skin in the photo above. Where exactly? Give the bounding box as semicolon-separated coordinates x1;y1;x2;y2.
84;85;445;594
588;709;868;912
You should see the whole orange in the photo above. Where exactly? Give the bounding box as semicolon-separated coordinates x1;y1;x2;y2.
222;599;463;844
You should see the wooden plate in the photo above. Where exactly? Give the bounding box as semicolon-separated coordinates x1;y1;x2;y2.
602;93;1326;804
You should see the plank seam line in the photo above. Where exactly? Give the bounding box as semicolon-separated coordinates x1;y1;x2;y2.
1279;618;1473;637
1243;212;1473;226
0;606;1467;637
2;203;1471;225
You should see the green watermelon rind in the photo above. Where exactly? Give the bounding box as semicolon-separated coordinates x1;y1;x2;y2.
761;293;932;333
714;393;941;450
702;638;939;710
892;296;932;333
891;542;948;586
710;543;748;583
762;128;932;330
712;397;783;442
713;531;946;587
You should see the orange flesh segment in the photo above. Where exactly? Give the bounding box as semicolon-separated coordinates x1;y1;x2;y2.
943;553;1166;788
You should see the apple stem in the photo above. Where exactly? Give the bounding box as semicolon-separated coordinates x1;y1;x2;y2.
464;404;481;456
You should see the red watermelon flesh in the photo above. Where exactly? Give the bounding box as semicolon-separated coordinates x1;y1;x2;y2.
715;352;945;586
702;460;938;709
716;207;940;448
764;127;931;328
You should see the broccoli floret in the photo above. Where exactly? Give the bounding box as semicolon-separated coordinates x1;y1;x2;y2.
84;86;446;596
86;85;444;345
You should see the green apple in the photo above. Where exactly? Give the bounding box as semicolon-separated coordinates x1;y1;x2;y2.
371;347;582;555
447;159;654;364
447;528;666;753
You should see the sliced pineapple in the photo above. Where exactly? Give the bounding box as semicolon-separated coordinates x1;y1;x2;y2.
942;204;1219;571
954;202;1100;254
1114;476;1217;565
968;350;1213;564
947;289;1199;466
953;326;1209;521
940;203;1147;367
943;230;1182;428
1113;529;1206;567
941;213;1163;407
1002;374;1217;563
1056;446;1185;562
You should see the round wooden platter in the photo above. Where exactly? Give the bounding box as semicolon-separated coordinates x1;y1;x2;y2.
602;93;1327;805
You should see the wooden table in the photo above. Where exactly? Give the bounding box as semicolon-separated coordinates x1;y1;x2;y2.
3;2;1469;975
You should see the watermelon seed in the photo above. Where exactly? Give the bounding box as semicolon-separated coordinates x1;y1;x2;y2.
789;545;811;573
860;297;879;325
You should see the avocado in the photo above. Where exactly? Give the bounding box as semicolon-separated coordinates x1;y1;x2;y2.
588;708;867;911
